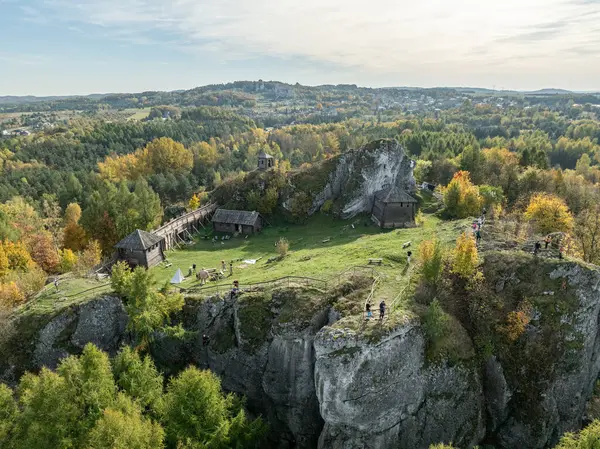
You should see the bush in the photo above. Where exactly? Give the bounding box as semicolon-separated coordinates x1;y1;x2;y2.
422;299;449;343
419;239;443;286
276;238;290;257
321;200;334;214
0;281;25;308
555;419;600;448
59;249;78;273
452;232;478;278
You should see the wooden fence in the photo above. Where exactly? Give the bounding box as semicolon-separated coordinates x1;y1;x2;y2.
181;266;377;298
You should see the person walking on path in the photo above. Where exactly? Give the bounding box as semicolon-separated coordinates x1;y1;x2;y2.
544;235;551;249
379;300;386;322
229;261;233;276
407;251;412;265
221;260;226;272
534;241;542;255
476;229;481;245
192;263;197;274
365;303;372;320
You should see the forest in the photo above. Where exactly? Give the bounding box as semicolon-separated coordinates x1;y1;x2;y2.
2;83;600;448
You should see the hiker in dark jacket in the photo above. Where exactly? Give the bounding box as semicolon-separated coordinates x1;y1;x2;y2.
379;300;386;321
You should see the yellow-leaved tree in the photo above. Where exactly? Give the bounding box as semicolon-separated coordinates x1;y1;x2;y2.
188;194;201;211
452;232;478;278
524;193;574;235
443;171;482;219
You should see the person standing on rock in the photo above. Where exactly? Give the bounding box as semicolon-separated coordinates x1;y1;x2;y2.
379;300;386;322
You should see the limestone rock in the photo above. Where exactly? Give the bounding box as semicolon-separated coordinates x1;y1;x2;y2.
314;323;484;449
71;296;128;354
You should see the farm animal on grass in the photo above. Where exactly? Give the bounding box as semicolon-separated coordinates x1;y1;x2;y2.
196;269;210;285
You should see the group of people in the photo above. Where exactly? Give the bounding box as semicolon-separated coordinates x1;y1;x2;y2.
533;235;564;259
365;299;386;322
471;208;487;245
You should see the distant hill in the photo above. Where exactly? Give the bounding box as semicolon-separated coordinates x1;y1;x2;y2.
524;88;573;95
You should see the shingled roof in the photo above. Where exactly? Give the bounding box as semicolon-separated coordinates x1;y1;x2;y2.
374;185;417;204
212;209;261;226
258;150;274;159
114;229;164;251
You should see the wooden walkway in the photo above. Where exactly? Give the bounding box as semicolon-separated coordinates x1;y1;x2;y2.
153;203;218;250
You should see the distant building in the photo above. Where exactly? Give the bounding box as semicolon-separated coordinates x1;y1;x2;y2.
212;209;263;235
371;185;417;229
258;151;274;170
114;229;165;268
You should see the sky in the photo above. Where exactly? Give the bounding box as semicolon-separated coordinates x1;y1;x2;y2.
0;0;599;96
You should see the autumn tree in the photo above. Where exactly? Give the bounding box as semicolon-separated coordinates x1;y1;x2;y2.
188;194;201;211
524;193;574;235
452;232;478;278
419;238;444;287
2;241;33;271
0;244;9;278
443;171;482;219
59;249;79;273
29;231;60;273
142;137;193;175
77;240;102;273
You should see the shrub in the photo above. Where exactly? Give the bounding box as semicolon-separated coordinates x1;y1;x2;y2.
415;210;425;226
7;266;47;298
555;419;600;449
422;299;449;343
0;281;25;308
419;239;444;286
276;238;289;257
77;240;102;274
321;200;334;214
524;193;574;235
59;249;78;273
452;232;478;278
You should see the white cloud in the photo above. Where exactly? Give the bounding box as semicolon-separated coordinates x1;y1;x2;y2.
37;0;600;88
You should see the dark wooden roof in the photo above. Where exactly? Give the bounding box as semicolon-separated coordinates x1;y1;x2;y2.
212;209;261;226
374;185;417;204
114;229;164;251
258;150;274;159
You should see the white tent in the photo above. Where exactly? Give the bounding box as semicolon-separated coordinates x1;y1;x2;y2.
170;269;185;284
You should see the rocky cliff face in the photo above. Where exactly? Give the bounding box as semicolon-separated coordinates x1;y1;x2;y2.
314;325;485;449
4;255;600;449
288;139;416;218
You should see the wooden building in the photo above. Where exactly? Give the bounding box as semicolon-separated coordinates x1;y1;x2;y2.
258;151;274;170
212;209;263;235
371;185;418;229
114;229;165;268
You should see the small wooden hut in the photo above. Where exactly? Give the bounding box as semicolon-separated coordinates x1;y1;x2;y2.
114;229;165;268
212;209;263;235
258;151;275;170
371;185;418;229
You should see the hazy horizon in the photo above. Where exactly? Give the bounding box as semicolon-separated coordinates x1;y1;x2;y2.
1;0;599;96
